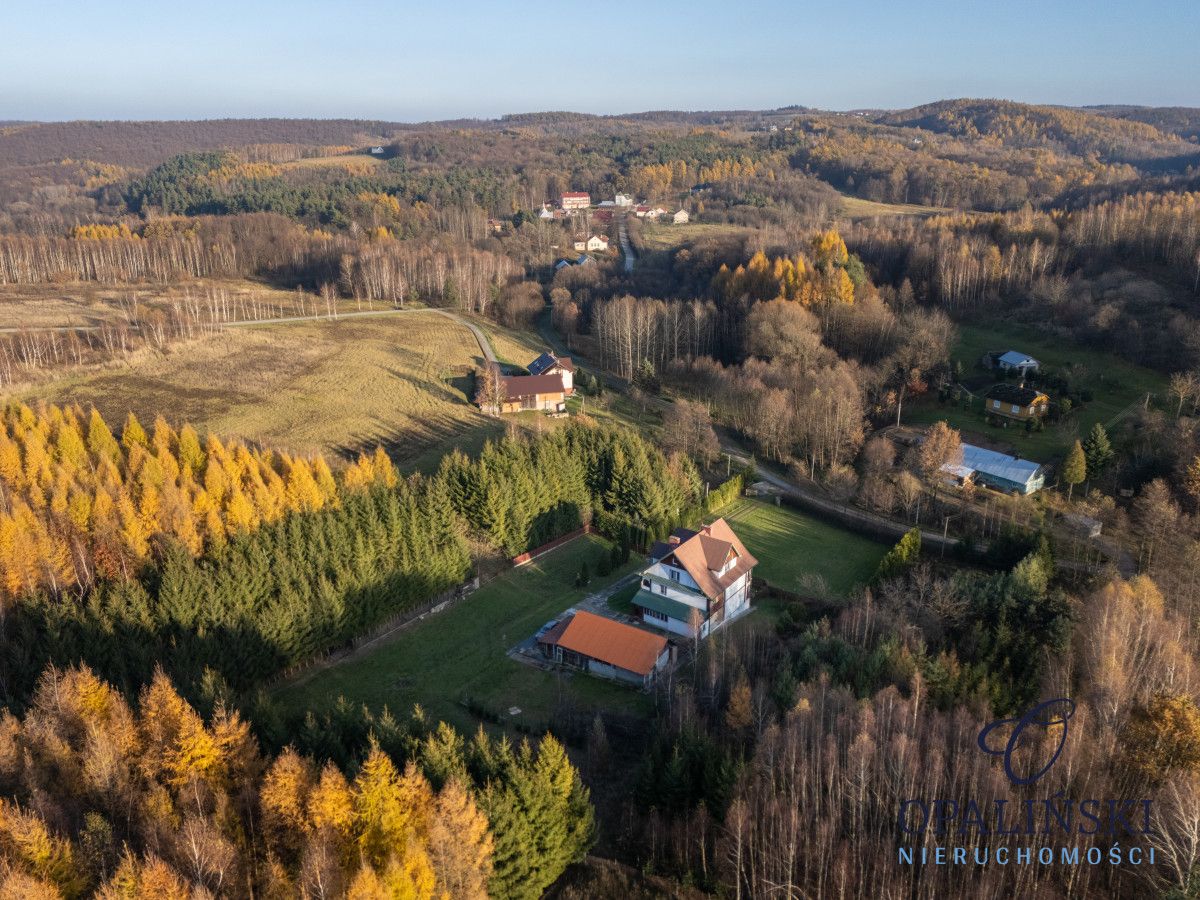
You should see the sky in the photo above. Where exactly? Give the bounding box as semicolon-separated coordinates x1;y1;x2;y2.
2;0;1198;121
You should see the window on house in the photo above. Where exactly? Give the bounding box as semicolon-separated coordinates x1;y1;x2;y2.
644;608;667;622
992;400;1000;409
668;568;680;582
1011;404;1020;413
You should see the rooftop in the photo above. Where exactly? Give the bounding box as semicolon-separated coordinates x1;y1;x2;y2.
985;383;1046;406
631;589;696;623
653;518;758;601
957;443;1043;484
998;350;1039;367
501;373;566;398
528;352;575;376
549;610;667;676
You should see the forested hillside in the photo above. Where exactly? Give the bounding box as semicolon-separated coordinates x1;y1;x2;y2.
6;98;1200;898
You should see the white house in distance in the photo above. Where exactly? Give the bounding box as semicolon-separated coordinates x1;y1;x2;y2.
672;208;690;224
633;519;758;639
614;193;634;207
527;351;575;391
561;191;591;210
572;234;609;253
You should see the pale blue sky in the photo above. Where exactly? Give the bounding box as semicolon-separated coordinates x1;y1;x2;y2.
2;0;1197;120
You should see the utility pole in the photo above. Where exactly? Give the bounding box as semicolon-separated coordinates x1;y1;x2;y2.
941;512;961;557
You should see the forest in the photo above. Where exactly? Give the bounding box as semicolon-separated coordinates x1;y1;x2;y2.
3;98;1200;897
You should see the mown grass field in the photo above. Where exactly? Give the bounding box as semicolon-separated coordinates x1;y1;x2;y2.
20;311;521;468
905;320;1169;460
838;194;952;220
638;221;751;250
272;534;648;734
720;497;890;598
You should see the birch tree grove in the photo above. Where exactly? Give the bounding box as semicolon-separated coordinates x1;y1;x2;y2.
592;295;717;380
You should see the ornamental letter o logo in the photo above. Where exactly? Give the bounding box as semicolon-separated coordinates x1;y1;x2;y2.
977;698;1075;786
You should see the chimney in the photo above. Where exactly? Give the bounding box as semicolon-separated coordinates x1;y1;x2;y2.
668;535;681;546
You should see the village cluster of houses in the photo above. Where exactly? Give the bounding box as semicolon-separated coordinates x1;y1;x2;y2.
536;517;758;687
539;191;689;225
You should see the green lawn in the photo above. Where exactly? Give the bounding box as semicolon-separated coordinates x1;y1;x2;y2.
272;535;648;734
905;320;1168;461
720;498;890;599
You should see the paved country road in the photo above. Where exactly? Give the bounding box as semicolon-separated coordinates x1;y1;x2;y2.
618;215;636;273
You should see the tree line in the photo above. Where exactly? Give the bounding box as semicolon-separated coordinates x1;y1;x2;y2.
0;415;704;707
0;663;592;898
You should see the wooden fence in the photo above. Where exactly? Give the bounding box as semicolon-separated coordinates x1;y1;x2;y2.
512;524;593;566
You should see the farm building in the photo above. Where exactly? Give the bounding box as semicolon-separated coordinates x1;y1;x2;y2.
989;350;1041;377
672;209;690;224
634;518;758;639
943;443;1046;495
527;352;575;391
985;383;1049;422
614;193;634;207
537;610;670;687
561;191;591;210
495;373;569;414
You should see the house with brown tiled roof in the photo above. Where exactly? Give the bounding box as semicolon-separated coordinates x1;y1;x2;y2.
537;610;670;687
633;518;758;638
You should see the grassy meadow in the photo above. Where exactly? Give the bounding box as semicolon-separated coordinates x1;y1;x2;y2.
838;194;952;220
720;497;890;599
19;310;541;469
272;534;648;734
905;320;1168;460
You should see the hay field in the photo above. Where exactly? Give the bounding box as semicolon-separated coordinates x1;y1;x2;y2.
20;311;507;466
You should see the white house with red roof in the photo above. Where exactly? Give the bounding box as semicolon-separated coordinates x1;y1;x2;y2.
633;519;758;638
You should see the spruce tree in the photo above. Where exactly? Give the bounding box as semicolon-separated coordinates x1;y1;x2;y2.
1082;422;1114;476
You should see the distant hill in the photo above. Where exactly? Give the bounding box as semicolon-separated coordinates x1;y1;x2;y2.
0;119;415;167
5;102;1196;171
876;98;1190;163
1085;105;1200;142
